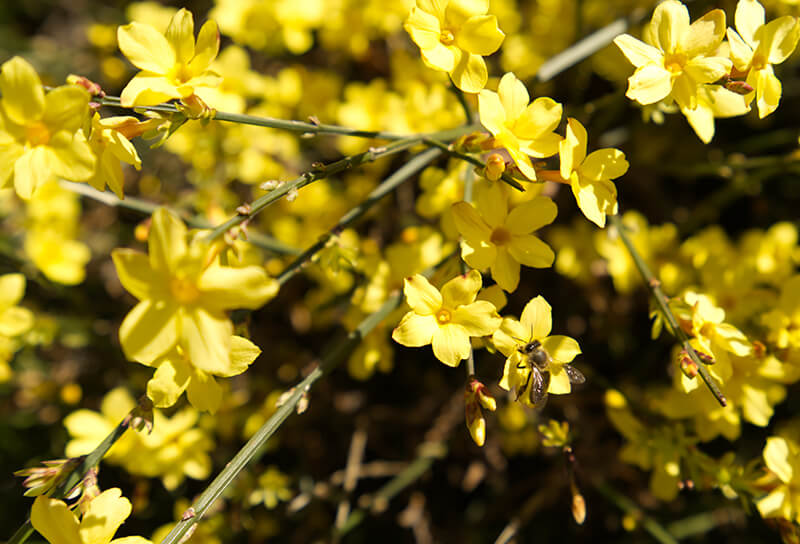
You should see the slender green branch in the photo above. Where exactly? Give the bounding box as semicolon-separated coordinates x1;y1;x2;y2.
60;181;300;255
421;138;525;191
9;406;137;544
158;292;403;544
594;481;679;544
608;214;727;407
276;148;442;286
449;84;475;125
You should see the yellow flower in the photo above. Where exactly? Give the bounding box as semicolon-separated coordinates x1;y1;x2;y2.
0;57;95;199
757;436;800;522
404;0;504;93
118;8;221;106
727;0;800;118
0;273;34;338
31;488;152;544
145;336;261;413
85;114;143;198
249;466;293;509
558;118;628;228
614;0;731;110
680;85;750;143
452;186;556;291
392;270;501;367
112;208;278;374
478;72;562;180
492;296;582;406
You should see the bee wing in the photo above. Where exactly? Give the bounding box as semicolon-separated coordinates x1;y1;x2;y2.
565;364;586;385
529;368;550;405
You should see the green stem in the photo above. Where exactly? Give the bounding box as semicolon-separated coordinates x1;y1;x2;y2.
276;148;442;286
206;126;476;243
59;182;300;255
422;138;524;191
595;481;679;544
608;214;727;407
158;292;403;544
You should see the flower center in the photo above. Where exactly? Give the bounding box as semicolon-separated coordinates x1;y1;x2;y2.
25;122;51;146
751;54;767;71
169;63;194;84
436;309;452;324
490;227;512;246
440;29;455;45
169;276;200;304
664;53;686;74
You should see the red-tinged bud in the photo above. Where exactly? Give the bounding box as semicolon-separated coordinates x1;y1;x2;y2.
724;79;753;95
467;376;497;411
753;340;767;359
484;154;506;181
695;350;714;365
465;377;490;446
67;75;105;97
178;94;215;120
678;350;698;378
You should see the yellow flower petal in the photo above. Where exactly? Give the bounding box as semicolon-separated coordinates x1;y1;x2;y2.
180;307;232;374
449;50;487;93
764;437;793;483
405;6;442;50
681;9;726;58
756;486;788;519
431;323;471;366
735;0;765;46
475;179;507;228
452;201;492;244
0;273;26;307
626;64;672;105
726;28;753;71
14;147;53;200
118;22;176;74
461;239;497;270
120;73;181;107
559;118;587;180
571;174;618;228
763;16;800;65
0;56;45;126
392;311;437;347
455;14;504;56
224;335;261;377
507;234;554;268
515;97;562;140
79;488;131;544
649;0;689;54
452;300;500;336
0;306;34;337
198;265;278;311
446;0;489;25
0;141;23;188
440;269;482;308
165;9;196;64
42;86;89;133
31;495;81;544
547;364;572;394
491;247;520;291
149;208;187;273
506;196;558;235
756;68;781;118
186;371;223;413
581;149;628;181
477;87;505;135
147;355;191;408
520;296;552;340
119;299;179;363
113;249;157;301
497;72;529;120
613;34;663;68
403;274;442;315
683;56;732;85
420;42;456;73
493;317;527;356
189;20;221;73
541;335;581;363
49;130;96;182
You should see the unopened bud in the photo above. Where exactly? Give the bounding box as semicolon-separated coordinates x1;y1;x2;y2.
67;75;105;97
286;188;299;202
484;154;506;181
125;395;154;434
678;350;698;378
134;218;151;242
571;491;586;525
15;457;82;497
454;132;491;153
723;78;754;95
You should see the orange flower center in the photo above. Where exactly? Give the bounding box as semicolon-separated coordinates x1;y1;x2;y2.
169;276;200;304
664;53;686;74
25;122;51;146
436;309;452;324
490;227;512;246
440;29;455;45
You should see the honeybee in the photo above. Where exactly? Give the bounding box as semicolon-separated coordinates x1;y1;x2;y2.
516;340;586;407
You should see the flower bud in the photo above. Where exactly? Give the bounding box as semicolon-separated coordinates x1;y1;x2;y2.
484;154;506;181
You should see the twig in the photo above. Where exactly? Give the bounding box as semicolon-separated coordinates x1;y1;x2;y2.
422;138;525;191
608;214;727;406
